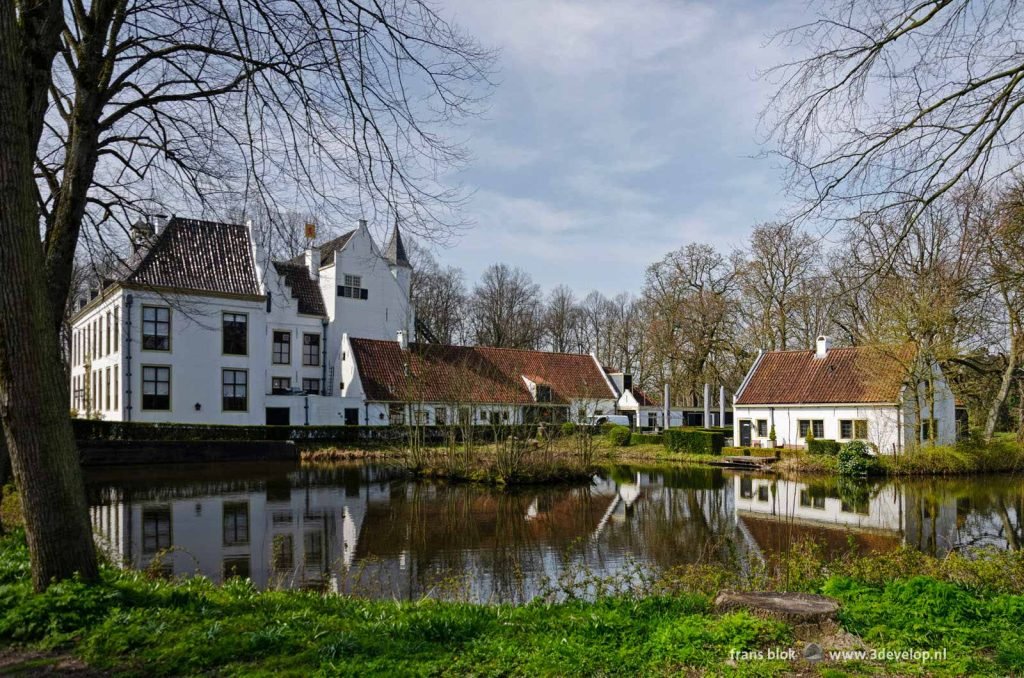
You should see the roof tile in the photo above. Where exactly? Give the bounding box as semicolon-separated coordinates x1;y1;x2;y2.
735;345;912;405
350;339;615;404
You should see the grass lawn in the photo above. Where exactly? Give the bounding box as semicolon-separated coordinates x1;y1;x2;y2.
2;519;1024;676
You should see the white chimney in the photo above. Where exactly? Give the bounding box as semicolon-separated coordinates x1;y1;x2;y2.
815;335;831;358
304;246;321;280
396;329;408;350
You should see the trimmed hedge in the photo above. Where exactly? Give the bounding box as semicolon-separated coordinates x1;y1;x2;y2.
71;419;535;444
607;425;632;447
631;433;663;446
807;438;841;456
664;427;725;456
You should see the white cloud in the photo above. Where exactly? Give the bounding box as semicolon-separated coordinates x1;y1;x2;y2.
435;0;804;293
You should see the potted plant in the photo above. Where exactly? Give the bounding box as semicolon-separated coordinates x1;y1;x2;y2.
768;424;777;448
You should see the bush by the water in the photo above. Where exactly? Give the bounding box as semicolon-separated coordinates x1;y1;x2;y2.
807;437;841;455
664;428;725;456
607;425;631;447
559;422;576;437
837;440;882;476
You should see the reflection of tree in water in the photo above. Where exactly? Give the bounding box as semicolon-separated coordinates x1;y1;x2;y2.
902;477;1024;554
594;466;741;569
351;480;616;602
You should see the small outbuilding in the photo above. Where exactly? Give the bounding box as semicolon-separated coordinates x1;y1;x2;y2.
732;336;957;454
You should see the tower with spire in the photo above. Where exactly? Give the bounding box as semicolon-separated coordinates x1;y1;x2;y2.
385;220;412;302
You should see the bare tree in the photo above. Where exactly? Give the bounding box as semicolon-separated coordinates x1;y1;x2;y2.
767;0;1024;230
738;222;820;350
468;264;544;349
1;0;493;588
543;285;581;353
643;244;742;406
410;246;467;345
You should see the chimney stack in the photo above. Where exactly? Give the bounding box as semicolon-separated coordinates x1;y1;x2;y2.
396;329;408;350
304;245;321;280
815;335;831;358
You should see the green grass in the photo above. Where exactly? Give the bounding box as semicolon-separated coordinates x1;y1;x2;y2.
2;530;1024;676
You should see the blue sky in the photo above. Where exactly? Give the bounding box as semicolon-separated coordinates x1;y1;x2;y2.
431;0;804;296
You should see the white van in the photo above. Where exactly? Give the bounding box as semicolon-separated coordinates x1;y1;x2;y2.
586;414;632;428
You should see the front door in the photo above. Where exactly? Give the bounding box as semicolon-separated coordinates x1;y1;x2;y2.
739;420;752;447
344;408;359;426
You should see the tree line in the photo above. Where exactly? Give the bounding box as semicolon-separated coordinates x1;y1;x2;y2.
412;188;1024;437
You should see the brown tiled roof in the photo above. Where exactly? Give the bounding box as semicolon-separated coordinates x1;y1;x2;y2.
739;513;902;558
272;262;326;316
735;345;912;405
349;338;615;404
632;387;659;407
124;218;260;296
318;230;356;266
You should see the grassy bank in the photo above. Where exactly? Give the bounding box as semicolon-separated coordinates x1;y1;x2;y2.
2;530;1024;676
775;436;1024;477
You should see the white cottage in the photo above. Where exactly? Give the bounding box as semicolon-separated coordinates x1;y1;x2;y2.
732;336;957;454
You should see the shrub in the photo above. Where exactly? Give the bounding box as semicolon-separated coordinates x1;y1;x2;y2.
807;438;841;456
631;433;663;446
607;425;632;447
837;440;881;476
599;421;616;435
664;428;725;456
560;422;577;437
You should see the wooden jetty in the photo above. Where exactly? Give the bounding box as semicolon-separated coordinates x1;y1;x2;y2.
710;455;780;471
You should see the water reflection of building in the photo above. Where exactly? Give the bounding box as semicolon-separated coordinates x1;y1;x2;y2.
730;476;1013;557
89;466;390;590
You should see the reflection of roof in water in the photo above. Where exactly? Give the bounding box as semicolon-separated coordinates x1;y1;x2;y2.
355;487;618;558
738;512;903;557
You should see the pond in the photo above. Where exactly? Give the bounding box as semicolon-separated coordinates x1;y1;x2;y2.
85;461;1024;603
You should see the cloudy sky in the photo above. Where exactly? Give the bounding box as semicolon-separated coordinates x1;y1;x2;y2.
430;0;804;296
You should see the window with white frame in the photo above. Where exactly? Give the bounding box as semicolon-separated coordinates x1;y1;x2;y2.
338;274;368;299
222;313;247;355
141;306;170;351
302;333;321;366
756;419;768;437
141;366;170;410
302;378;320;394
222;369;248;411
272;331;291;364
798;419;824;438
271;377;291;394
839;419;868;439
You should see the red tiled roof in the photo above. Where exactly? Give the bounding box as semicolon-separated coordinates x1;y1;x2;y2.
632;387;660;407
735;345;912;405
349;338;615;404
272;262;326;316
125;218;260;296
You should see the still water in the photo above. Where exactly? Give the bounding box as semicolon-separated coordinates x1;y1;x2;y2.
85;462;1024;603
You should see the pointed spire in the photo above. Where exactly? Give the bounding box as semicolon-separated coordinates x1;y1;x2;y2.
385;220;411;268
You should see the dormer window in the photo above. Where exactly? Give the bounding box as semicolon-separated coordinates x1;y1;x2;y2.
338;274;368;300
536;384;552;403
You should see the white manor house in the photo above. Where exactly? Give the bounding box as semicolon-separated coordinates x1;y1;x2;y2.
69;216;637;427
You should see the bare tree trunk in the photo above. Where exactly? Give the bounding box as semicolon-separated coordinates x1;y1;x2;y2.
0;3;98;587
0;434;8;535
985;331;1017;442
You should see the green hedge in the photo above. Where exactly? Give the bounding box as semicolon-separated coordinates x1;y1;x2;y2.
631;433;663;446
664;428;725;456
807;438;841;456
607;425;631;447
71;419;533;444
